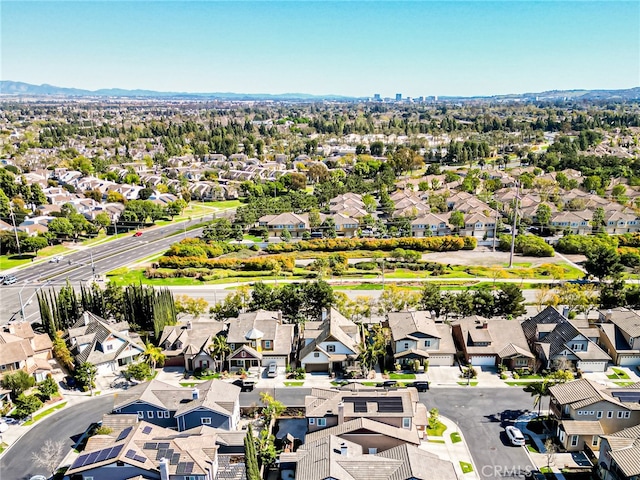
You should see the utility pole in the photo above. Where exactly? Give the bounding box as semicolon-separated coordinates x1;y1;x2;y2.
508;182;520;268
493;198;499;253
10;206;21;255
89;250;96;278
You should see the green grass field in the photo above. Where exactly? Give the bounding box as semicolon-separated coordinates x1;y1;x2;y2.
388;373;416;379
460;461;474;474
607;368;630;380
284;381;305;387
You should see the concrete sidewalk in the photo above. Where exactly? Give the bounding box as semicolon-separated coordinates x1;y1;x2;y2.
419;414;480;480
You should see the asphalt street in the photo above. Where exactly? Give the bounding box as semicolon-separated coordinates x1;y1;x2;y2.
0;217;211;324
0;386;534;479
0;394;115;480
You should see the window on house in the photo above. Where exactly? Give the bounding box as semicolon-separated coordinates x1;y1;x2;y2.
571;435;579;447
186;476;196;480
402;418;411;429
404;342;409;349
314;352;320;358
309;418;315;425
607;411;613;418
424;340;431;348
201;418;212;425
577;411;582;416
137;411;144;419
264;340;271;349
368;448;378;454
327;345;336;353
317;418;327;427
106;344;113;351
596;411;603;419
147;411;154;419
617;411;624;418
592;436;599;447
624;411;630;418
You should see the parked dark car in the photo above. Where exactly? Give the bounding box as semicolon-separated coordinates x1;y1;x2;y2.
379;380;398;388
408;381;430;391
234;379;255;392
64;375;76;389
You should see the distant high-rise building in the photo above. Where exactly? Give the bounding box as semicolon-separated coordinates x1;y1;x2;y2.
373;93;381;101
417;96;424;102
395;93;402;101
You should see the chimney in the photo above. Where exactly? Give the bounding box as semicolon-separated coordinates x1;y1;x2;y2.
192;388;199;400
482;321;488;329
159;457;170;480
605;309;612;321
83;311;90;326
186;320;192;330
340;442;348;456
277;311;282;322
338;401;344;425
562;307;570;318
322;308;328;321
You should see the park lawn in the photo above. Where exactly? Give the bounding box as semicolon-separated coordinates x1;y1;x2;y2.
460;462;474;474
284;381;305;387
0;244;72;271
427;421;447;437
22;401;67;426
388;373;416;379
450;432;462;443
243;234;263;242
195;200;244;210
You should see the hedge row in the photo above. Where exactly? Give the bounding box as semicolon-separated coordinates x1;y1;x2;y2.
266;236;473;253
157;254;295;271
164;239;248;258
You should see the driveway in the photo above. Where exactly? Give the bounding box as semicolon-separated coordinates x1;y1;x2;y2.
423;388;535;479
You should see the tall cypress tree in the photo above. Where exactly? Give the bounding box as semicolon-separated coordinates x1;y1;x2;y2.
244;424;260;480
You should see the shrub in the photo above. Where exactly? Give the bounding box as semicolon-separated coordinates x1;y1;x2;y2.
14;393;43;418
125;362;152;381
354;261;377;270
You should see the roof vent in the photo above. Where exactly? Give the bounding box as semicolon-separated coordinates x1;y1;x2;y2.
340;442;348;456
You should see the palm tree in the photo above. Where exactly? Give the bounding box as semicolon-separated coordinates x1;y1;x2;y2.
524;380;550;416
209;335;231;373
142;342;165;372
357;325;386;374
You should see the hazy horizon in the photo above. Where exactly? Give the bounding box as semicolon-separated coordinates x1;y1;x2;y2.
2;1;639;97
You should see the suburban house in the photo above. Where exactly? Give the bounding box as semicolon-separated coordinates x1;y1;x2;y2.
548;379;640;452
0;323;53;382
299;308;362;374
226;310;295;371
597;424;640;480
159;318;227;371
451;316;535;369
113;378;241;431
304;387;428;439
386;311;456;367
597;308;640;367
410;213;452;237
278;435;457;480
65;416;245;480
257;212;310;238
65;312;146;375
521;306;612;372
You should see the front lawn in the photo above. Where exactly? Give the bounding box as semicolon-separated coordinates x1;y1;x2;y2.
607;368;630;380
388;373;416;380
427;421;447;437
459;461;474;474
22;401;67;426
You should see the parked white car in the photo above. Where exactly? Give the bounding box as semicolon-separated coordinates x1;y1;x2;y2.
505;426;526;446
49;255;63;263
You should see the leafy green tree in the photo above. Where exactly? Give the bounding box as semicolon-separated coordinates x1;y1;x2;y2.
495;283;526;317
0;189;10;219
585;245;623;281
125;362;151;381
591;207;606;233
260;392;285;423
256;428;278;467
94;212;111;232
14;393;43;418
38;375;59;401
1;370;36;399
280;228;292;242
449;211;465;231
142;342;165;372
420;283;442;316
202;218;233;241
75;362;97;395
20;236;49;255
524;381;550;416
536;204;551;232
47;217;74;238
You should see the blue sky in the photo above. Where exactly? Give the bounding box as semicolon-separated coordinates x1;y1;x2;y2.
2;1;638;96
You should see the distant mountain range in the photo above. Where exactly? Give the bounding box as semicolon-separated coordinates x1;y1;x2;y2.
1;80;639;102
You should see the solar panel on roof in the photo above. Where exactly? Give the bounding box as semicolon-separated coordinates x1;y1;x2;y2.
156;448;167;460
142;425;152;434
144;442;158;450
133;455;147;463
85;451;100;465
184;462;194;473
157;442;170;449
108;444;124;459
176;462;187;474
96;448;110;462
125;449;136;459
171;453;181;465
116;426;133;442
612;391;640;402
71;454;89;469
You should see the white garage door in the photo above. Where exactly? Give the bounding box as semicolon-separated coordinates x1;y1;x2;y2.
470;356;496;366
263;356;287;367
429;355;454;366
619;356;640;367
577;361;608;372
